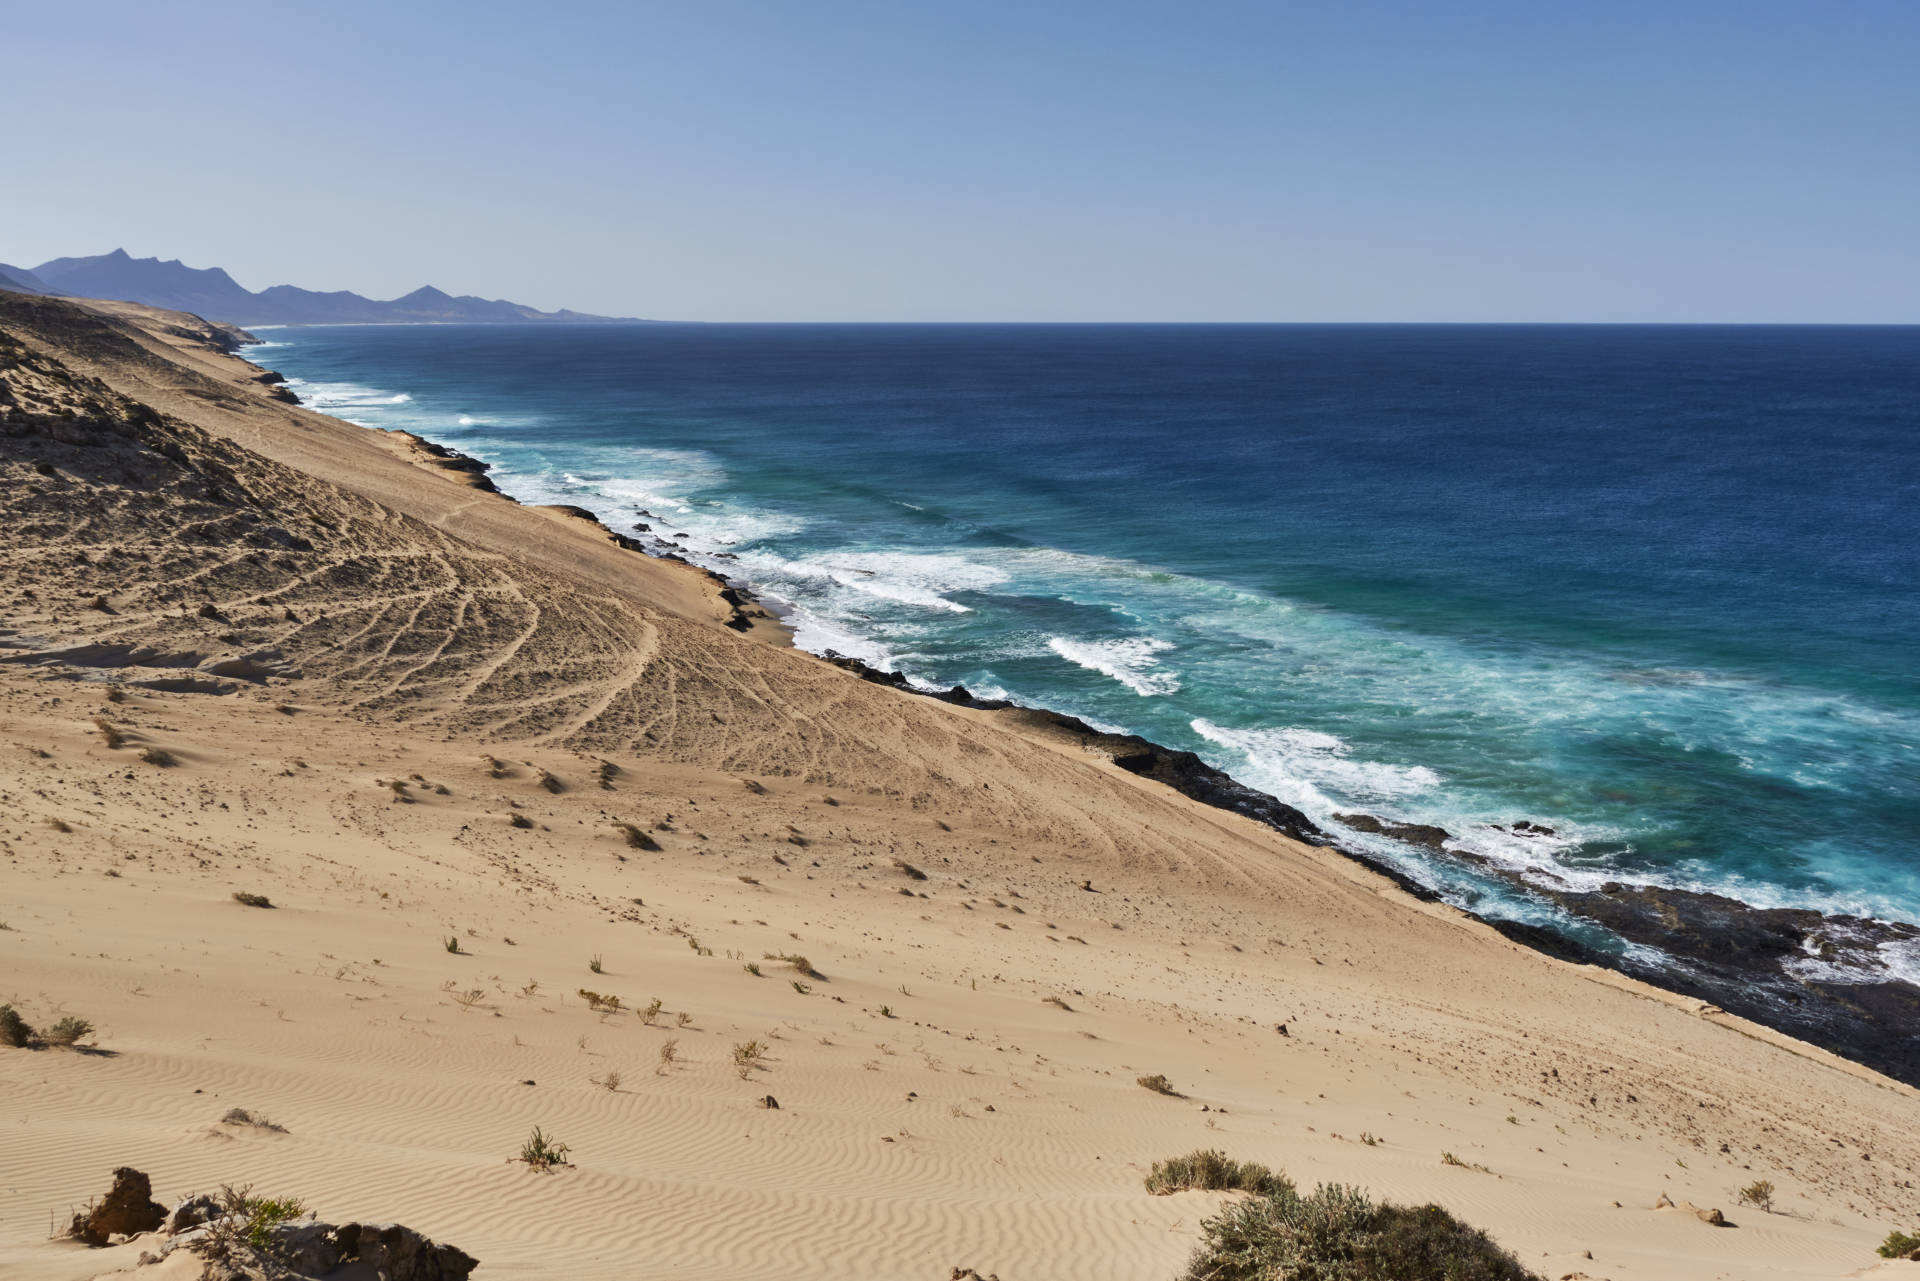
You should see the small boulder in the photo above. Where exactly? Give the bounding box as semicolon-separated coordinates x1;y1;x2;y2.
68;1167;166;1245
164;1193;221;1235
334;1221;479;1281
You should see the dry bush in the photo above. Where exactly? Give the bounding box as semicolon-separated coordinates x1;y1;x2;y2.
656;1038;679;1074
1043;995;1073;1011
578;989;622;1012
507;811;533;829
1146;1150;1290;1197
221;1108;289;1133
1738;1180;1775;1213
536;769;564;794
45;816;73;833
1138;1074;1183;1097
588;954;604;974
44;1016;94;1047
1179;1178;1543;1281
893;859;927;880
594;1069;622;1091
732;1039;765;1079
232;891;274;908
639;997;664;1025
140;746;176;767
765;952;821;979
93;717;125;749
0;1004;35;1047
444;935;463;954
451;989;485;1012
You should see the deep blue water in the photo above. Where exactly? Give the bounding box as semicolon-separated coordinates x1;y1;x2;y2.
258;323;1920;967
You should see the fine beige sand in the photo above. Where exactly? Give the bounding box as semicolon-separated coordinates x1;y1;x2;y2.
3;291;1918;1280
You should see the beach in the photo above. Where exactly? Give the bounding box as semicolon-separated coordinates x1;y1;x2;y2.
3;290;1919;1280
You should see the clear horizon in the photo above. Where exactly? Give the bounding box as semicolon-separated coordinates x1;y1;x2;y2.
7;1;1918;323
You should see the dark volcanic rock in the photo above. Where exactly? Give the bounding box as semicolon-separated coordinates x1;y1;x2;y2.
1334;812;1453;849
333;1221;479;1280
69;1166;165;1245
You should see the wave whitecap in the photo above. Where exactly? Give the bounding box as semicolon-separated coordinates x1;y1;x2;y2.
1048;636;1180;696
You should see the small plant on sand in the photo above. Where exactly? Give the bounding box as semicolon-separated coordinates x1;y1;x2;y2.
1138;1074;1183;1097
44;1016;94;1047
386;779;412;802
140;747;177;767
444;935;463;954
93;717;125;749
1359;1132;1381;1147
656;1038;679;1074
221;1108;289;1133
516;1126;572;1172
878;1004;894;1019
1441;1151;1493;1174
450;989;486;1012
578;989;622;1013
588;954;604;974
766;952;821;979
1043;995;1073;1011
893;859;927;880
45;816;72;833
791;980;812;995
1737;1179;1775;1213
732;1039;766;1079
1177;1176;1543;1281
0;1004;35;1048
593;1069;622;1092
1881;1228;1920;1260
1146;1150;1291;1198
639;997;664;1025
507;811;533;829
232;891;274;908
744;961;762;976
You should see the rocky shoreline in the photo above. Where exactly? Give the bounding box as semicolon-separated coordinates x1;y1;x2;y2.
249;342;1919;1088
815;650;1920;1087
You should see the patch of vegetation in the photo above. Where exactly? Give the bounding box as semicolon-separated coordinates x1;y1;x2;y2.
1440;1152;1493;1174
1043;995;1073;1011
1138;1073;1183;1097
732;1039;766;1078
232;891;274;908
656;1038;679;1074
1737;1179;1775;1213
578;989;622;1012
588;954;604;974
893;859;927;880
1179;1178;1544;1281
140;746;177;767
507;811;533;829
1146;1150;1292;1198
1879;1228;1920;1260
93;717;125;749
44;1016;94;1047
221;1108;289;1133
744;961;762;976
517;1126;572;1172
444;935;463;954
0;1004;35;1047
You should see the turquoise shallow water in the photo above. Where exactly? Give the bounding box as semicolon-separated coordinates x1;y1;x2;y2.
255;322;1920;966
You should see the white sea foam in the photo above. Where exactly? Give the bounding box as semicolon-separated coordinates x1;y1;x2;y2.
1048;636;1180;696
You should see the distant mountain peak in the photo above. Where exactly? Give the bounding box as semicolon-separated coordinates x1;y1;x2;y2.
18;250;646;327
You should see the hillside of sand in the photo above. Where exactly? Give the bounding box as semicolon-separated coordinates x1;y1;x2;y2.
2;289;1918;1281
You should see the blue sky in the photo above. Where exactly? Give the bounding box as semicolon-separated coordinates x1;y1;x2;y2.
5;1;1916;320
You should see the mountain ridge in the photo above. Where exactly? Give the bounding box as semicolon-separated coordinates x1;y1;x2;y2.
13;248;651;326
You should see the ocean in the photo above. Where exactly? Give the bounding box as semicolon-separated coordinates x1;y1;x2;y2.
256;322;1920;968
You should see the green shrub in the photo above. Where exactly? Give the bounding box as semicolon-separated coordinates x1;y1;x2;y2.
1180;1179;1543;1281
44;1016;93;1047
0;1004;34;1048
243;1195;307;1250
1146;1150;1291;1198
1881;1228;1920;1260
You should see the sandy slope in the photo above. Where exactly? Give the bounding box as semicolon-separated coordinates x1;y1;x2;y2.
2;292;1918;1281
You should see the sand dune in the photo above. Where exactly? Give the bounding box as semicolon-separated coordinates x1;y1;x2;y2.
3;291;1918;1280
